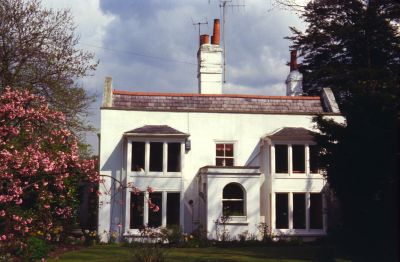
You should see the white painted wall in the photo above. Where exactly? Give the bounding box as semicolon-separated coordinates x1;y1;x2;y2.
98;108;343;241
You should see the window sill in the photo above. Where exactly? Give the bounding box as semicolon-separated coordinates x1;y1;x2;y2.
273;173;324;179
224;216;248;225
129;172;182;178
272;228;326;235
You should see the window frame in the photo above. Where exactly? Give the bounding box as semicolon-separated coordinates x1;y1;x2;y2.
127;190;181;232
127;138;185;176
273;192;325;233
215;142;236;167
272;142;319;176
222;183;246;217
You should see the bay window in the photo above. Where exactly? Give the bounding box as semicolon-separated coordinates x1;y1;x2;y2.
130;141;183;174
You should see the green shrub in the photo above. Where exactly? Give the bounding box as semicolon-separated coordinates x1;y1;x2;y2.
25;237;51;261
132;246;167;262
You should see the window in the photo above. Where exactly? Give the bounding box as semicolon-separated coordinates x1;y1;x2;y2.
275;192;324;230
148;192;162;227
149;142;163;172
275;145;288;173
292;145;305;173
132;142;145;171
293;193;306;229
216;143;234;167
309;145;320;173
167;193;180;226
310;193;323;229
167;143;181;172
276;193;288;229
131;141;183;173
222;183;244;216
130;192;144;229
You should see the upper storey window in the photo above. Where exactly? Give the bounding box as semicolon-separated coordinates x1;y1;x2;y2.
126;125;188;175
216;143;234;167
131;142;182;173
267;127;320;175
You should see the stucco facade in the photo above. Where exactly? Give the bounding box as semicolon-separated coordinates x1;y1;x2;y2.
98;18;343;242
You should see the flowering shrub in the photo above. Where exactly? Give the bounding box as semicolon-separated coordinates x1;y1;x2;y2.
0;87;99;255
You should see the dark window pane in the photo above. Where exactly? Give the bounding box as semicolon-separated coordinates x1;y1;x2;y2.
276;193;288;229
225;144;234;157
223;200;244;216
275;145;288;173
132;142;145;171
150;142;163;172
222;183;244;216
292;145;305;173
167;143;181;172
148;192;162;227
309;146;320;173
130;193;144;229
293;193;306;229
216;144;224;156
225;158;234;166
223;183;243;199
216;158;224;166
310;193;323;229
167;193;180;226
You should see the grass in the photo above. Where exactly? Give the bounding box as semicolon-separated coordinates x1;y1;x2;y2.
47;244;351;262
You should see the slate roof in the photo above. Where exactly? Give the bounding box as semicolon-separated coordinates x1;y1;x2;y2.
124;125;189;137
109;90;325;114
266;127;316;141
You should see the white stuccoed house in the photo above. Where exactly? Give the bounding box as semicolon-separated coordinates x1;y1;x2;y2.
98;19;343;242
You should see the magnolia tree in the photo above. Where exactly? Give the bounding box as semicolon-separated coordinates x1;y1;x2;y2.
0;87;99;253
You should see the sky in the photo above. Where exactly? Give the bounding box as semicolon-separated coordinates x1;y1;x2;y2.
41;0;306;154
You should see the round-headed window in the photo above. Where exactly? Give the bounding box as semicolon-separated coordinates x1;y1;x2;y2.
222;183;245;216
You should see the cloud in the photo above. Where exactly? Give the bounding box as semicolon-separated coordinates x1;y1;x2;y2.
42;0;306;153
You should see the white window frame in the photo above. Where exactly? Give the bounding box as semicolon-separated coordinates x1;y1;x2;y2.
215;141;236;167
125;190;182;234
127;137;185;176
222;183;246;217
271;191;327;234
271;142;319;177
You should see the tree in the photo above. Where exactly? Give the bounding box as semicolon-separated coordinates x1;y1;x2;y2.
0;87;98;254
288;0;399;259
0;0;97;135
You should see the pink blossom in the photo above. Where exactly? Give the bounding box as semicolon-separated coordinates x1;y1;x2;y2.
0;235;6;241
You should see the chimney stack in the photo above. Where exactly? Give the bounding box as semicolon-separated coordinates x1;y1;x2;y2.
290;50;298;71
286;50;303;96
197;18;223;94
200;34;209;45
211;19;220;45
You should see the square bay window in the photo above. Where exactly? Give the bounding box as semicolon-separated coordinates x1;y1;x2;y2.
167;143;181;172
275;193;288;229
292;145;305;173
293;193;306;229
309;145;320;174
132;142;145;171
167;193;180;226
150;142;163;172
310;193;323;229
275;145;288;173
216;143;234;167
148;192;162;227
130;192;144;229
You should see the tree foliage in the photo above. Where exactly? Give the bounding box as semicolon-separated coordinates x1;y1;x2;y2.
0;0;97;134
288;0;399;259
0;87;98;254
288;0;399;101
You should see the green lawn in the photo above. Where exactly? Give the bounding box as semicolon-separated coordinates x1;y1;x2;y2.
48;244;351;262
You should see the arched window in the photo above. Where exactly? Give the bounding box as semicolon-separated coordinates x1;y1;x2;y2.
222;183;245;216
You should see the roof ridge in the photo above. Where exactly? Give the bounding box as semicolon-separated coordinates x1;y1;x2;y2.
112;89;320;100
